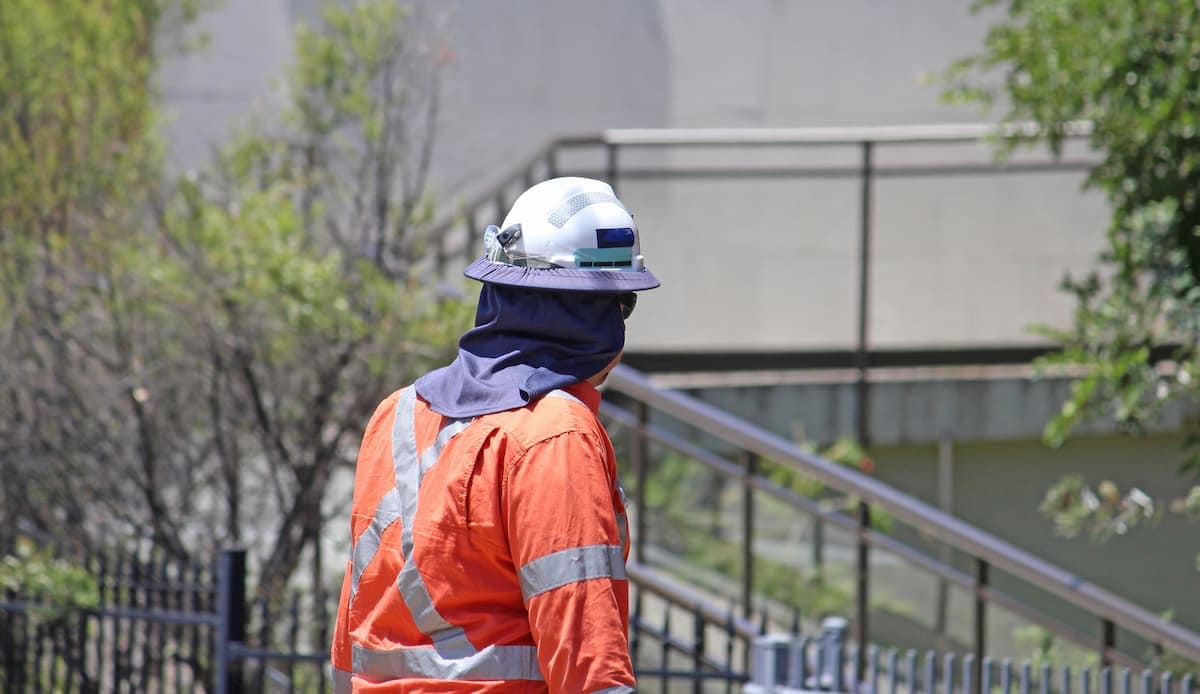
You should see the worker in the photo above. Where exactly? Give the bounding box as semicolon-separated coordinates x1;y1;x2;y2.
331;177;660;693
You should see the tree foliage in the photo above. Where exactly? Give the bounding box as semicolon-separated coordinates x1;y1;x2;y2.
943;0;1200;547
0;0;470;607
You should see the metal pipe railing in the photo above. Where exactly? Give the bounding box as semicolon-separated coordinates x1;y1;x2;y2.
602;397;1147;672
606;364;1200;667
598;121;1093;146
627;560;761;643
433;121;1097;277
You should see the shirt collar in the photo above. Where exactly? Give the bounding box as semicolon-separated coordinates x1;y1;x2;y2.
564;381;602;413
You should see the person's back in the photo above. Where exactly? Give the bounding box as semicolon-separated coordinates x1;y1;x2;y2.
331;178;659;693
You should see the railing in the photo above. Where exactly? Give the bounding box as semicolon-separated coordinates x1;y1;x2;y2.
601;363;1200;682
747;622;1196;694
627;560;761;692
0;547;333;694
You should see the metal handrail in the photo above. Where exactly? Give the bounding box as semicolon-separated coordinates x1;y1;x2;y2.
605;364;1200;666
628;561;761;642
596;121;1094;147
603;398;1146;672
430;120;1097;275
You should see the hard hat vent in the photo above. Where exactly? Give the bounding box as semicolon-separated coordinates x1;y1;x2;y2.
547;191;627;228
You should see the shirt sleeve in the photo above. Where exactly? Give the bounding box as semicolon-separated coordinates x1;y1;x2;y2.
504;430;636;694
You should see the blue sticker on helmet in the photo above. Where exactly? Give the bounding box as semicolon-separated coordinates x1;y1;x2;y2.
596;227;635;248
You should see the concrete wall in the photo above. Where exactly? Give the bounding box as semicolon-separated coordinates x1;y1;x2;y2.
159;0;1113;353
868;434;1200;649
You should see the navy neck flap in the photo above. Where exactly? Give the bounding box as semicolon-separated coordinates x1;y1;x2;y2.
414;283;625;418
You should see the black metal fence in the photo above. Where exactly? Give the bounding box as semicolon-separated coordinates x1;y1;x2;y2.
0;544;220;692
628;560;762;692
0;542;758;693
0;546;330;693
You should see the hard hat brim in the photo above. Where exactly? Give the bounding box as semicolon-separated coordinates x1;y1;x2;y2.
464;257;661;292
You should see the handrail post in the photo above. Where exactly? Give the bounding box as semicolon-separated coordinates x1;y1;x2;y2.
974;558;989;693
693;604;706;694
855;139;874;444
1101;618;1115;668
742;451;758;619
854;501;871;681
606;141;619;193
853;138;875;684
633;401;649;565
812;516;825;585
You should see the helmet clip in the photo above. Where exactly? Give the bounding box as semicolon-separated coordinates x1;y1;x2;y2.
495;224;522;248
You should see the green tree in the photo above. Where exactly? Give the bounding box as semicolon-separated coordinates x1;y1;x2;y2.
0;0;471;614
0;0;201;552
943;1;1200;554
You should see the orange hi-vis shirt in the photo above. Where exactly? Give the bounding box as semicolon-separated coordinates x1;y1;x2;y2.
331;381;635;693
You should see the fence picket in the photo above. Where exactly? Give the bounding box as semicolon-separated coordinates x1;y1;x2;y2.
256;598;271;692
96;551;110;690
868;644;880;694
888;648;900;694
190;561;204;689
136;552;151;692
289;592;302;694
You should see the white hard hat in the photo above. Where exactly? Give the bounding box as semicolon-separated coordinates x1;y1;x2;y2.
463;177;660;292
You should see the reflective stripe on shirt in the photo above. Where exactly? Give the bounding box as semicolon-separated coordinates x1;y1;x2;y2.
349;488;403;600
518;544;626;602
351;643;544;682
349;386;471;608
396;558;476;656
332;667;353;694
392;387;422;559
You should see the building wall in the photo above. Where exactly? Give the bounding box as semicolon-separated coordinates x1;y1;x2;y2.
159;0;1113;353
